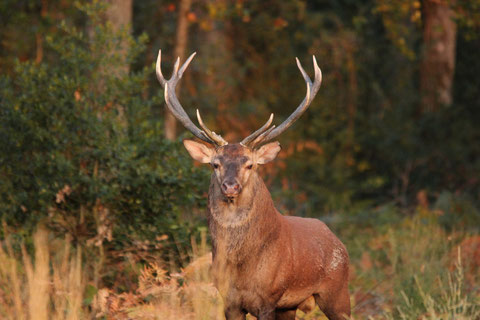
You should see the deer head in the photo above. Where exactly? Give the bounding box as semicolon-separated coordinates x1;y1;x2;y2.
155;50;322;200
183;141;281;199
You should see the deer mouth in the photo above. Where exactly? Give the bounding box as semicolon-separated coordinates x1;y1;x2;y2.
223;192;239;199
222;191;240;203
225;196;236;204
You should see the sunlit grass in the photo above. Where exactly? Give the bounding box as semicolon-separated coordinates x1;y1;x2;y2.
0;225;87;320
348;209;480;319
0;210;478;319
383;253;480;319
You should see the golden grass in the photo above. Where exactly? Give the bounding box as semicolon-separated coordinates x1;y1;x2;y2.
91;249;225;319
0;226;24;319
0;214;478;320
0;225;88;320
383;254;480;320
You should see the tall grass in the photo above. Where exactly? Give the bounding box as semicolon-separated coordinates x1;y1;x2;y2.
0;211;478;320
91;235;225;319
347;209;480;319
0;226;224;320
0;225;87;320
385;253;480;319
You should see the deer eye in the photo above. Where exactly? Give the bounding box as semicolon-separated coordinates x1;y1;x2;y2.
212;163;220;169
246;164;253;170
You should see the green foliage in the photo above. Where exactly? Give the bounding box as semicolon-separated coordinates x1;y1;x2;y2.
341;208;480;319
390;267;480;319
0;2;208;259
1;0;480;225
105;0;480;219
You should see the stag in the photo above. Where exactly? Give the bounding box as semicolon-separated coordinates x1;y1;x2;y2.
156;51;350;320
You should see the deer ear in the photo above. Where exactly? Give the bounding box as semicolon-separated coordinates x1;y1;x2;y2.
256;141;281;164
183;140;215;163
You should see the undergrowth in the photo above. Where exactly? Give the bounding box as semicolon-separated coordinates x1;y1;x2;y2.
0;208;478;319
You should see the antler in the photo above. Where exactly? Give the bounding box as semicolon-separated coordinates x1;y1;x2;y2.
156;50;228;146
241;56;322;148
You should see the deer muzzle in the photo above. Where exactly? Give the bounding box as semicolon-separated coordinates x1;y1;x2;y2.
221;180;241;197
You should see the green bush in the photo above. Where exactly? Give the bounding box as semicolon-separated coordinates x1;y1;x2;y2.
0;1;208;261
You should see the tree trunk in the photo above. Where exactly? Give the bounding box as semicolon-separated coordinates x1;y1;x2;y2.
106;0;132;76
165;0;193;140
105;0;132;128
420;0;457;112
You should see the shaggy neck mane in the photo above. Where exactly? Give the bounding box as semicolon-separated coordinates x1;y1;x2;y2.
208;172;281;259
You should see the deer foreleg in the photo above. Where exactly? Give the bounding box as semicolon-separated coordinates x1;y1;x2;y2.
274;309;297;320
224;304;246;320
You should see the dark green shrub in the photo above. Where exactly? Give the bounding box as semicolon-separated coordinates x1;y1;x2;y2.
0;1;208;263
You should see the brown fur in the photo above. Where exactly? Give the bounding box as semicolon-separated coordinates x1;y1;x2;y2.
189;143;350;320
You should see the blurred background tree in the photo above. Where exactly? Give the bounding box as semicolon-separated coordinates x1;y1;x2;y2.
0;0;479;287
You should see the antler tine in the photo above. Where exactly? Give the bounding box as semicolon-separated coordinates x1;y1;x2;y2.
163;83;210;143
296;57;311;86
246;55;322;148
196;110;228;146
251;124;276;146
178;53;196;78
240;113;274;146
156;50;228;146
156;50;166;86
173;57;181;75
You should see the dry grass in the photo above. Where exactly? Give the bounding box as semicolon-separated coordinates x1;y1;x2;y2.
92;257;224;320
347;211;480;320
0;226;224;320
383;253;480;320
91;236;225;320
0;214;478;320
0;225;87;320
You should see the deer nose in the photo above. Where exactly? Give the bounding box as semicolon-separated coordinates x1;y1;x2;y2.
221;180;241;196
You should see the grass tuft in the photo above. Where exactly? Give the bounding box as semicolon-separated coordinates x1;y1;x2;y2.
0;225;88;320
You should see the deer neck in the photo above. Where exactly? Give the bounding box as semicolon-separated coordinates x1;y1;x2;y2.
207;172;281;256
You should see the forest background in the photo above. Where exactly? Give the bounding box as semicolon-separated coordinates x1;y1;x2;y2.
0;0;479;319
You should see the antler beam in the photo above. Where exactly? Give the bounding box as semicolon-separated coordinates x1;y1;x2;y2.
241;56;322;148
156;50;228;146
